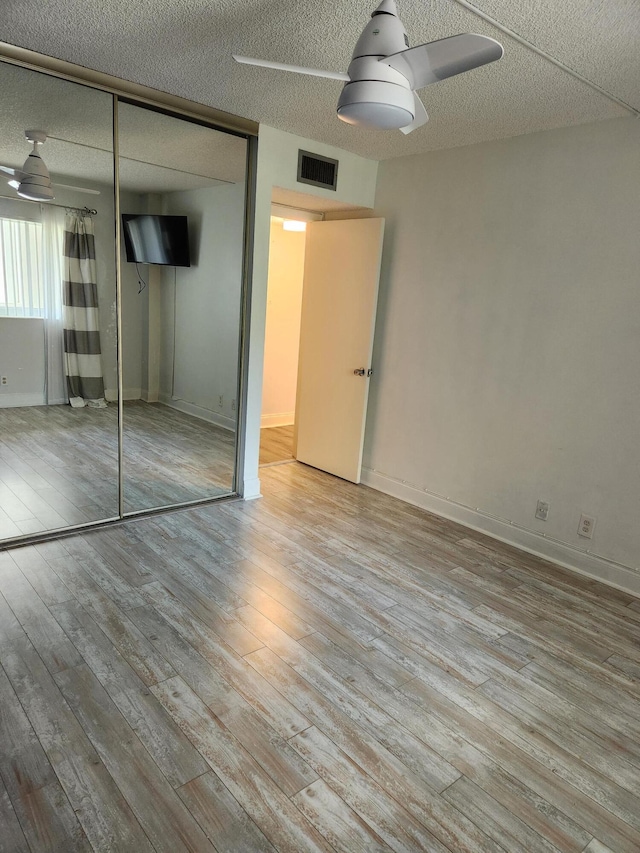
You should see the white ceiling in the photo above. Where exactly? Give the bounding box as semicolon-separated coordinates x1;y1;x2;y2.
1;0;638;162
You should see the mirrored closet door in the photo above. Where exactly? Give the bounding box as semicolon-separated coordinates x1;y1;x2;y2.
117;101;247;514
0;58;251;545
0;61;118;538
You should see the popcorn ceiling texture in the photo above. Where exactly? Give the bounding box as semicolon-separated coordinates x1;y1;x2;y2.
0;62;248;190
0;0;635;160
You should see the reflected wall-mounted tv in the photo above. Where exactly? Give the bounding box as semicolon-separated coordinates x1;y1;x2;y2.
122;214;191;267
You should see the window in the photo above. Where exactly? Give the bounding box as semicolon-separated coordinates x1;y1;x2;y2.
0;216;44;317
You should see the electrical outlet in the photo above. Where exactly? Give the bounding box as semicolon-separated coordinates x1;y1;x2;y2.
535;500;549;521
231;398;236;411
218;395;223;408
1;376;7;385
578;514;596;539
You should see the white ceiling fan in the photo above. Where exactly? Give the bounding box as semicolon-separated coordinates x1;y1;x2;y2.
0;130;100;201
234;0;503;134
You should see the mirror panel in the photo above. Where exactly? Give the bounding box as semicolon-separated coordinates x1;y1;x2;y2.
0;61;118;538
117;101;247;512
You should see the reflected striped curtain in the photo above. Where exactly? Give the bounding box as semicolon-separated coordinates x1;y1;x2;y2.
63;212;106;408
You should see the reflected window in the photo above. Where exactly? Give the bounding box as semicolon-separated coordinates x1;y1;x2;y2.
0;213;44;316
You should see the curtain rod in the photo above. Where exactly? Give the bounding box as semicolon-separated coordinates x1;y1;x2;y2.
0;194;97;215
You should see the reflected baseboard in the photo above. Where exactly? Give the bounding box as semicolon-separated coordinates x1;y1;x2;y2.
105;387;141;402
0;392;45;408
158;392;235;431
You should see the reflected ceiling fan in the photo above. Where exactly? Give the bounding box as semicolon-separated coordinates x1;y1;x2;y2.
234;0;503;134
0;130;99;201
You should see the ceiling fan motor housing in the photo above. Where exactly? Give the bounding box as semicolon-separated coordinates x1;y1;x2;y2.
337;0;415;129
352;0;408;58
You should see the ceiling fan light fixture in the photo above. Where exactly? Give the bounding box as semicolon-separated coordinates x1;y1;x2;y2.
233;0;503;135
17;180;55;202
337;80;414;129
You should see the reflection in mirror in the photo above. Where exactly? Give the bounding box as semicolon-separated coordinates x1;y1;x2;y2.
0;61;117;539
117;102;247;511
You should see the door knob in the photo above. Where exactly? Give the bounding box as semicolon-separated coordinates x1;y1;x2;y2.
353;368;373;376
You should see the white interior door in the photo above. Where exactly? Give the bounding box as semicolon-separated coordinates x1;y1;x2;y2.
294;217;385;483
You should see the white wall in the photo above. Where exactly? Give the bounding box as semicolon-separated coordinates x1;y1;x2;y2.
366;116;640;591
0;318;44;406
157;181;247;429
243;125;379;496
261;219;306;427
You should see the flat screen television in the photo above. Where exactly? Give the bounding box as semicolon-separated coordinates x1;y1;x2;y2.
122;214;191;267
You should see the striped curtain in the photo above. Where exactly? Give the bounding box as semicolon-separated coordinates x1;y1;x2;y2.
63;212;106;408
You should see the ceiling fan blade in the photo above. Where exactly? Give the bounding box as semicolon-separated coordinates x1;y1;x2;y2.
400;93;429;135
0;165;18;177
54;183;101;196
233;55;349;82
380;33;503;90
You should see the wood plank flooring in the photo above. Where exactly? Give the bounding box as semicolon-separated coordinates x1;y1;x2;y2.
260;425;295;467
0;401;235;538
0;460;639;852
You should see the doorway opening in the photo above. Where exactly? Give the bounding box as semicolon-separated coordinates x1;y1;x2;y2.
259;201;315;467
259;189;381;475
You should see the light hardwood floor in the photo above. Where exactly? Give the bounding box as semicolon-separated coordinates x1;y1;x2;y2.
0;402;235;538
260;424;295;467
1;460;639;852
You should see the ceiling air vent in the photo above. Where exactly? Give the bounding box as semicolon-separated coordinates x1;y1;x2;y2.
297;150;338;191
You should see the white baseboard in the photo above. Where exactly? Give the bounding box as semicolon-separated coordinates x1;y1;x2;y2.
158;392;235;431
140;389;159;403
261;412;295;428
0;392;45;408
241;477;263;500
361;468;640;598
105;387;141;402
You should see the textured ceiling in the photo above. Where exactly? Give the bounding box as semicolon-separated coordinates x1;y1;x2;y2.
0;61;247;194
0;0;638;161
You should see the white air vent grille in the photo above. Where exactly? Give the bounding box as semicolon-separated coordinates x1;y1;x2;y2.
297;150;338;190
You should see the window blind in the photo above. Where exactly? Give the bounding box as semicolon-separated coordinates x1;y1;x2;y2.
0;217;44;317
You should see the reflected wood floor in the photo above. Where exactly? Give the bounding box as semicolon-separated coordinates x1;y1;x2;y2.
0;402;235;538
260;424;295;467
1;461;640;852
